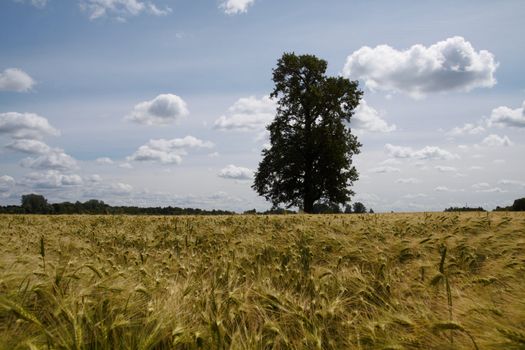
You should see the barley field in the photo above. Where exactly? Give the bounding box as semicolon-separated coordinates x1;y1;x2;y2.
0;213;524;349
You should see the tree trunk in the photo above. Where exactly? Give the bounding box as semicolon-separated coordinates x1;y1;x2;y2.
303;194;314;213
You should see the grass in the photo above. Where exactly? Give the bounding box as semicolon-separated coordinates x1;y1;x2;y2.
0;212;524;349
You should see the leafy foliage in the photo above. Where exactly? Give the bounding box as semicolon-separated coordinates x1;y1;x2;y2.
253;53;362;213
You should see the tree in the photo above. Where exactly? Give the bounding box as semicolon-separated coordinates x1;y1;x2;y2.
253;53;362;213
21;194;50;214
352;202;366;214
512;197;525;211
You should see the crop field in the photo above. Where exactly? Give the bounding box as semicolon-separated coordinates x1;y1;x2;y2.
0;213;524;349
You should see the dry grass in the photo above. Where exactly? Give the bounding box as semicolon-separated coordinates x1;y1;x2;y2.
0;212;524;349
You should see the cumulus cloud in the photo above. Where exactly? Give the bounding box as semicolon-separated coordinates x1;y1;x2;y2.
352;100;396;133
6;139;51;155
96;157;114;164
481;134;512;147
0;68;36;92
447;122;485;136
80;0;171;20
0;112;59;139
86;174;102;183
0;175;16;197
108;182;133;195
220;0;255;14
343;36;498;98
20;149;78;171
128;136;213;164
435;165;457;172
487;100;525;128
23;170;83;189
218;164;254;180
385;144;459;161
126;94;189;125
214;95;276;131
369;166;400;174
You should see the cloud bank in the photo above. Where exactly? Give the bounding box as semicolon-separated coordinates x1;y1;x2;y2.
0;112;59;140
218;164;253;180
220;0;255;14
128;136;213;164
385;144;459;161
343;36;498;98
214;95;276;131
0;68;35;92
80;0;171;20
352;100;396;133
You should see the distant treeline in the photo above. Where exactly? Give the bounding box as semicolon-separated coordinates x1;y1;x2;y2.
444;197;525;212
493;197;525;212
0;194;234;215
444;206;486;212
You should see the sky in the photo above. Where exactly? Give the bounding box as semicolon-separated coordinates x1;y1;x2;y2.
1;0;524;212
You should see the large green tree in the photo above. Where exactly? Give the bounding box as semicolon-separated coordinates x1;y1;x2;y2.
253;53;362;213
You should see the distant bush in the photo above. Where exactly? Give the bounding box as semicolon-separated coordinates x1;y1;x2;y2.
444;206;485;212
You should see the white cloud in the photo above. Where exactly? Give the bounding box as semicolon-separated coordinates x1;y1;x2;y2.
0;175;16;197
497;179;525;187
343;36;498;98
214;95;276;131
20;149;77;171
434;186;464;192
119;162;133;169
476;187;507;193
128;136;213;164
0;68;35;92
396;178;420;184
96;157;114;164
86;174;102;183
471;182;490;190
369;166;400;173
220;0;255;14
80;0;171;20
487;100;525;128
385;144;459;161
352;100;396;133
0;112;59;140
6;139;51;155
108;182;133;195
13;0;47;7
218;164;254;180
447;122;485;136
126;94;189;125
481;134;512;147
435;165;457;172
23;170;83;189
403;193;427;199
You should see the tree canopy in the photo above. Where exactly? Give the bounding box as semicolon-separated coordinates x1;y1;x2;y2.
253;53;362;213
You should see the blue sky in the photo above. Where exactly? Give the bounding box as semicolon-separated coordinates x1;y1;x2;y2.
1;0;524;211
